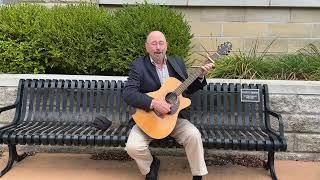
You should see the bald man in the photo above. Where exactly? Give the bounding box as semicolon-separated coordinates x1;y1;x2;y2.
123;31;213;180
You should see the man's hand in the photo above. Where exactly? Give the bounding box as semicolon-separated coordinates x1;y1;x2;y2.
151;99;171;116
199;63;214;79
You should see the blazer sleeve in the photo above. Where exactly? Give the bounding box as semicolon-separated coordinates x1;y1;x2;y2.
123;61;153;111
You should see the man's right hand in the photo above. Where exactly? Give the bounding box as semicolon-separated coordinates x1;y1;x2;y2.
151;99;171;116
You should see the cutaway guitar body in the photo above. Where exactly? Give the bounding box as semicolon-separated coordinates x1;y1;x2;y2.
132;77;191;139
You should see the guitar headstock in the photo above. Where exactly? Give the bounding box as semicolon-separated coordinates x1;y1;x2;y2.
217;41;232;55
205;41;232;63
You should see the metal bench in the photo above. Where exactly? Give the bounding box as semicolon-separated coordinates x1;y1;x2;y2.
0;79;287;179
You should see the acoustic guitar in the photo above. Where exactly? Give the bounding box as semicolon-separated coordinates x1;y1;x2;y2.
132;42;232;139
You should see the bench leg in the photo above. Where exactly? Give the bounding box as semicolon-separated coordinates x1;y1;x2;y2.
13;145;28;162
0;145;28;177
265;151;278;180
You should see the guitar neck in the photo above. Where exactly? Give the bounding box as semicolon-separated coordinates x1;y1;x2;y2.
173;52;220;96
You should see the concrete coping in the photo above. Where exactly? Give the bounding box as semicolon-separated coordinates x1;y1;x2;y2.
98;0;320;8
1;74;320;95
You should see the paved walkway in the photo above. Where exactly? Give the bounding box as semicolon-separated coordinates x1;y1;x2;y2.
0;153;319;180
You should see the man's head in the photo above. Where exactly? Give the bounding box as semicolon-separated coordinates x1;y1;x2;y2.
145;31;168;63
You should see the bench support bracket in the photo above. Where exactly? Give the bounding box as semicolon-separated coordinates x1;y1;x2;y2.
265;151;278;180
0;145;28;177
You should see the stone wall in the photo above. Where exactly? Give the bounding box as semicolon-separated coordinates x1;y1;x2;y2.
98;1;320;60
1;74;319;161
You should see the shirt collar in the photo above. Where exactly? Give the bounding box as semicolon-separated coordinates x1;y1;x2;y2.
150;55;167;67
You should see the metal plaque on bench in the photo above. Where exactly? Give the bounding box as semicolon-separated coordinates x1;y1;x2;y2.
241;89;260;102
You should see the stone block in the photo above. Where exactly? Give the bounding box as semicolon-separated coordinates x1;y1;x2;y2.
270;0;320;7
0;87;17;106
312;24;320;38
245;8;290;22
189;22;222;36
287;39;315;53
295;95;320;114
0;109;15;123
290;9;320;23
284;133;295;152
295;134;320;152
269;95;298;113
177;7;201;22
282;114;320;133
268;23;313;38
223;23;269;37
199;7;245;22
243;38;288;53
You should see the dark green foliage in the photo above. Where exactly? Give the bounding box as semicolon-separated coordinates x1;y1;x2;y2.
0;4;47;73
107;3;192;75
41;4;112;75
0;3;192;75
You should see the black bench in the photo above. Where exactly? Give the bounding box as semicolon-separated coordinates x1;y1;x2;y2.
0;79;287;179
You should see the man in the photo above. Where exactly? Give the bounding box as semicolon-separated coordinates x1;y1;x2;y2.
123;31;213;180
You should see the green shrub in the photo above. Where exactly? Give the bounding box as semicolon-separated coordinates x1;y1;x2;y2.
41;4;112;74
107;3;192;75
0;4;48;73
0;3;191;75
0;3;113;74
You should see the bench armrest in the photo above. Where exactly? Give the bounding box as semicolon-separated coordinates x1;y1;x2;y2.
0;103;18;114
266;109;285;137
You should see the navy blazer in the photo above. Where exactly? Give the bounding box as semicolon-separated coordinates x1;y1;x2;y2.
123;55;207;117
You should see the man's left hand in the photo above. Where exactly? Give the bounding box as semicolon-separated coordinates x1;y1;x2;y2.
199;63;214;79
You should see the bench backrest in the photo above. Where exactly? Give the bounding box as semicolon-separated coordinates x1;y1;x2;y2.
14;79;128;125
190;83;269;130
13;79;270;130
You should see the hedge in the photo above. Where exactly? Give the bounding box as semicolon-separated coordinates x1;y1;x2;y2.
0;3;192;75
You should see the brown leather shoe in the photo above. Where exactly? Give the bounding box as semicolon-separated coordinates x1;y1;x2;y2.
145;156;160;180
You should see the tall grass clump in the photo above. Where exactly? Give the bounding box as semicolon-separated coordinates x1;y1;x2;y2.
209;39;275;79
209;40;320;80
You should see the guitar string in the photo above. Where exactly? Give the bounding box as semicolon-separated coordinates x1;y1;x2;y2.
165;44;231;102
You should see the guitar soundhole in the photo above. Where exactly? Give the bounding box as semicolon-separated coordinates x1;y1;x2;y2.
165;92;177;103
165;92;179;114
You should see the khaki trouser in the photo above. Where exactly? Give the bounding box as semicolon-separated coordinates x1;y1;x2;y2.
125;118;208;176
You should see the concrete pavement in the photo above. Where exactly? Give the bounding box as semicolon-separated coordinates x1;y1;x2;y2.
0;153;319;180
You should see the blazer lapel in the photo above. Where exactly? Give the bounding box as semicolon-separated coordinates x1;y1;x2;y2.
167;57;186;80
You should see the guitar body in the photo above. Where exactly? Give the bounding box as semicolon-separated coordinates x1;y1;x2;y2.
132;77;191;139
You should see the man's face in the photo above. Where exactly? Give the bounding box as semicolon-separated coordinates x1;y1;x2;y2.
145;32;167;62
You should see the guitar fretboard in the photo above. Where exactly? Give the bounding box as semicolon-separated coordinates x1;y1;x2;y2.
173;52;220;96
